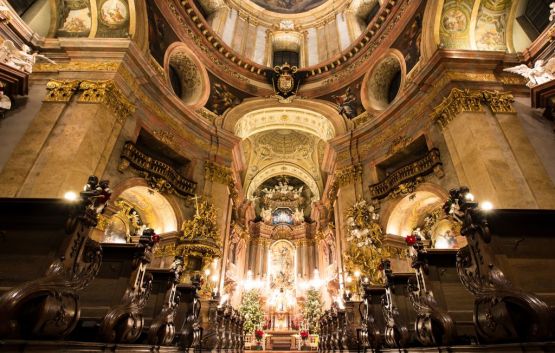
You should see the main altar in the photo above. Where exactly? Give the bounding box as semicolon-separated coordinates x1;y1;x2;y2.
229;177;331;350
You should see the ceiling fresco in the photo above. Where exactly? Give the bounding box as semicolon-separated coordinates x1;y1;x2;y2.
249;0;328;14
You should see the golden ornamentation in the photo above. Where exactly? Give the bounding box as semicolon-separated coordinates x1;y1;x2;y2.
328;164;362;202
152;129;176;147
204;161;233;185
196;107;219;121
388;177;424;200
355;71;516;157
78;80;135;123
79;80;111;103
369;149;442;200
431;88;516;128
33;61;120;73
181;199;220;245
482;90;516;113
388;135;411;155
120;142;197;197
148;55;165;78
43;80;80;102
118;66;214;152
343;200;388;285
430;88;484;129
96;213;110;231
352;111;374;128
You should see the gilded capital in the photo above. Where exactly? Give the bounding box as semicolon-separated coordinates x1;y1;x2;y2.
44;80;80;102
430;88;483;129
204;161;233;185
431;88;516;129
78;80;135;123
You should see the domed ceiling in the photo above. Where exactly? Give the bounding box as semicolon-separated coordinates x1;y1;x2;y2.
249;0;328;14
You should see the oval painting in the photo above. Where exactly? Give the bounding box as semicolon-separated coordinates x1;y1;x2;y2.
442;7;468;33
100;0;128;27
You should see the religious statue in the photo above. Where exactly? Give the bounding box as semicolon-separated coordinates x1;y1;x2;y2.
292;207;304;224
0;40;55;74
504;58;555;88
550;2;555;22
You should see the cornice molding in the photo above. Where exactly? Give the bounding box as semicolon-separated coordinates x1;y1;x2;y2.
430;88;515;129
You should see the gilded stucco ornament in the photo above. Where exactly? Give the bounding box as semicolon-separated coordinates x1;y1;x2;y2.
78;80;135;123
204;161;233;185
343;200;389;284
431;88;515;129
43;80;80;102
328;164;362;202
178;198;222;269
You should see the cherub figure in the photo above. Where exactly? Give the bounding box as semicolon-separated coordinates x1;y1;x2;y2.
504;58;555;88
0;40;55;73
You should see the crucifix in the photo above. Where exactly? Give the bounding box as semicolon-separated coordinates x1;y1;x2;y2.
191;194;201;216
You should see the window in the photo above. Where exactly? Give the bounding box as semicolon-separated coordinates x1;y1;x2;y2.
273;50;300;67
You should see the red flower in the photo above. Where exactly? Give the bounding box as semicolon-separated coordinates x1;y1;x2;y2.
255;329;264;340
300;330;309;339
152;233;161;243
405;234;417;246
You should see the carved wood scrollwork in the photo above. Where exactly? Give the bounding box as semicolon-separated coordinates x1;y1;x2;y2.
445;187;552;342
360;285;384;351
408;239;457;346
381;260;410;348
99;233;156;343
147;255;185;345
0;176;110;339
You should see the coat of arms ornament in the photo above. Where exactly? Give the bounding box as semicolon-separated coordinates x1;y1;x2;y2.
270;63;303;100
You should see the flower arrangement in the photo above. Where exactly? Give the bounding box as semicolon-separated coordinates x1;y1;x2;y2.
300;330;309;340
255;329;264;341
343;200;389;284
405;234;417;246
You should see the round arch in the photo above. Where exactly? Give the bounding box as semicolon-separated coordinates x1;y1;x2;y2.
246;162;320;201
220;98;348;139
383;183;448;237
110;178;181;235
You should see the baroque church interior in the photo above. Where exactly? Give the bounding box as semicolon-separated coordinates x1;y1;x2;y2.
0;0;555;352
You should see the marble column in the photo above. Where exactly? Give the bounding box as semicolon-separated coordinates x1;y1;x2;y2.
442;109;555;208
0;79;134;198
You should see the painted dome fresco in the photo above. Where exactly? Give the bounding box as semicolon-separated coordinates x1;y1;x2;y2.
249;0;328;14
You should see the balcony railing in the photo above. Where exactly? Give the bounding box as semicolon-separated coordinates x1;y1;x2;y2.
120;142;196;197
369;148;442;199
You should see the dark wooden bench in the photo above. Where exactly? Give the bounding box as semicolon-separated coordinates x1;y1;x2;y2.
69;241;154;343
0;199;75;293
409;246;476;346
0;195;103;339
445;187;555;343
360;285;387;351
381;261;419;348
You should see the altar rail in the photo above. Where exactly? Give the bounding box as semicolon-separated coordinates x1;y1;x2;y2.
319;187;555;352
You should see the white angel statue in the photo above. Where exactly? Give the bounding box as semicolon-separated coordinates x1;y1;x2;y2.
504;58;555;88
0;40;56;74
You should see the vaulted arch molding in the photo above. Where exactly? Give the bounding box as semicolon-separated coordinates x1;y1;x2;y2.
220;98;348;139
246;162;321;201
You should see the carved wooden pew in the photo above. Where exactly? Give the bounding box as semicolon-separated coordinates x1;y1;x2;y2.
0;176;110;340
360;285;387;352
444;187;555;343
69;233;156;343
145;256;185;345
380;260;418;349
408;242;475;346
